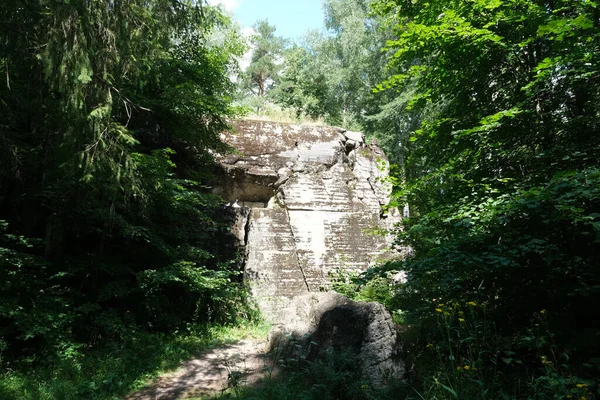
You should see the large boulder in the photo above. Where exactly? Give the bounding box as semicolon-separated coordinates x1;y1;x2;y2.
267;292;405;387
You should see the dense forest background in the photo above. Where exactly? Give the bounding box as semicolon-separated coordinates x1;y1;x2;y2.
1;0;599;399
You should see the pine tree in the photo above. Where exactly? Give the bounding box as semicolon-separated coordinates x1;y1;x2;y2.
243;19;286;97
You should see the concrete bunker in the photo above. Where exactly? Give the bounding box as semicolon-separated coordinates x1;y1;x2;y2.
214;120;405;320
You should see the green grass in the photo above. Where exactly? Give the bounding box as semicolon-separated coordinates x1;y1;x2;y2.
238;100;326;126
0;322;271;400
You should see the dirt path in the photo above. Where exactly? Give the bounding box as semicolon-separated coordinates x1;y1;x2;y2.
126;339;275;400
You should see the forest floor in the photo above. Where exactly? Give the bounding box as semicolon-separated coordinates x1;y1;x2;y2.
0;323;273;400
125;338;275;400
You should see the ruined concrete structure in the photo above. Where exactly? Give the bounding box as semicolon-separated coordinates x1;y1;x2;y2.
214;120;400;320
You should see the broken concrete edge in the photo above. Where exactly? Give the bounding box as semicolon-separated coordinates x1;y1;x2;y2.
215;120;395;213
217;119;385;163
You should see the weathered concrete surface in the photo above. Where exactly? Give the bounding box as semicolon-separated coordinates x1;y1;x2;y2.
268;292;405;388
214;120;401;320
244;208;309;314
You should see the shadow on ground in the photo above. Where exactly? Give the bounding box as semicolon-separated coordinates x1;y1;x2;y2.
126;339;277;400
0;325;273;400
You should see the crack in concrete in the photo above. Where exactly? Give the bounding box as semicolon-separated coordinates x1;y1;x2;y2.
283;206;311;292
366;176;380;202
243;207;251;247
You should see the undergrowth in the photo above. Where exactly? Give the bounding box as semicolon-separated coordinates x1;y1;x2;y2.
0;322;270;400
330;268;600;399
404;301;600;400
200;348;409;400
236;98;326;126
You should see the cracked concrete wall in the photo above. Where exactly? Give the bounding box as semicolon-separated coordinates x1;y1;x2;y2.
214;120;402;321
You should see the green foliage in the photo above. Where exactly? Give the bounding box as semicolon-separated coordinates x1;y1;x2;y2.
402;302;599;399
235;101;325;125
0;0;256;382
270;42;331;120
241;20;286;99
272;0;391;130
369;0;600;397
0;322;269;400
330;269;396;309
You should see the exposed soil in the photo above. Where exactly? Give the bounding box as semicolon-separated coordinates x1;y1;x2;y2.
125;339;275;400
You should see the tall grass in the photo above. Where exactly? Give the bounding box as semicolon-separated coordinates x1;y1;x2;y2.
236;99;326;126
406;302;598;399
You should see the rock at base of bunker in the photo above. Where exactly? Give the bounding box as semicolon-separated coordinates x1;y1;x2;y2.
267;292;405;388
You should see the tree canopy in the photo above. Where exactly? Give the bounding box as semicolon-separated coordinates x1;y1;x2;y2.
367;0;600;396
242;19;286;97
258;0;600;396
0;0;253;368
272;0;390;128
